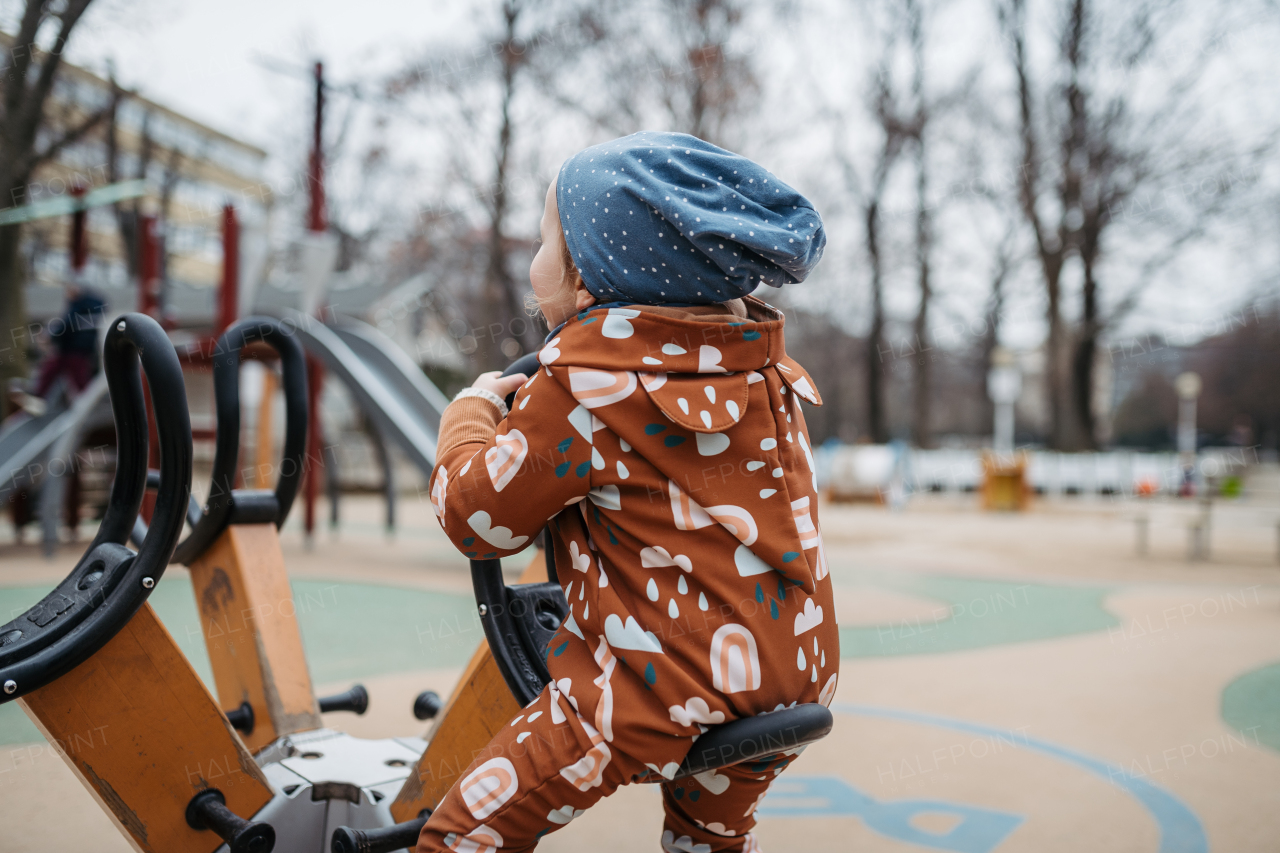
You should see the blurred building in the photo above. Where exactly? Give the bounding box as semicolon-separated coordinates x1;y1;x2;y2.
2;33;271;329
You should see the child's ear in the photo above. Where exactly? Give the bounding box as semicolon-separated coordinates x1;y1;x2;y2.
574;281;597;312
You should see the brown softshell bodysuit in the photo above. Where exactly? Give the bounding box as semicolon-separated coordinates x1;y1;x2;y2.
419;297;839;852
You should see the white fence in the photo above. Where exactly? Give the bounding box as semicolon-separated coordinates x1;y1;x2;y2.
818;444;1261;500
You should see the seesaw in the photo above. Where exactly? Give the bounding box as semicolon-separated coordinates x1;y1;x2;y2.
0;326;831;853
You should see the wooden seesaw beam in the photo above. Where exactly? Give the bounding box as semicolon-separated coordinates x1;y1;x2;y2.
19;602;274;853
390;550;547;821
187;522;323;753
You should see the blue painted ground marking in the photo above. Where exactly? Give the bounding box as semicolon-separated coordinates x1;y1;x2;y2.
830;705;1208;853
760;775;1023;852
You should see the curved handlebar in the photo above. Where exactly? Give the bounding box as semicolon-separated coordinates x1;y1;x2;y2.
467;355;564;706
139;317;307;565
0;313;192;703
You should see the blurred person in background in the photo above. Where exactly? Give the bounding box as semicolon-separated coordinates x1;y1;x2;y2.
28;280;106;410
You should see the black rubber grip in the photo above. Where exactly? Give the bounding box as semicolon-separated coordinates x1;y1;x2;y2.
0;313;192;704
318;684;368;715
186;788;275;853
331;815;428;853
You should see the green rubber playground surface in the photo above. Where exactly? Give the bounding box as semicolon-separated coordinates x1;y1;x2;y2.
0;570;1120;746
0;576;478;745
1221;662;1280;752
838;571;1117;657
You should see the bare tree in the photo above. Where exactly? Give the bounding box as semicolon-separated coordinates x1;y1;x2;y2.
386;0;608;371
542;0;761;148
895;0;992;448
105;88;184;282
387;0;767;375
638;0;760;147
829;3;918;444
856;106;910;444
977;225;1019;434
906;0;935;448
997;0;1266;449
1191;302;1280;449
0;0;109;407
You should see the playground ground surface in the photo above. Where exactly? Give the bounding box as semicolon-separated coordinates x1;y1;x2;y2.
1;491;1278;852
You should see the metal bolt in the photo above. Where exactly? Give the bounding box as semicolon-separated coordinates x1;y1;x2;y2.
116;320;126;332
478;604;488;617
3;680;16;695
142;577;155;589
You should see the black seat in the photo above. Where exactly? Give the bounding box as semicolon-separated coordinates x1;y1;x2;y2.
471;541;833;783
675;702;833;778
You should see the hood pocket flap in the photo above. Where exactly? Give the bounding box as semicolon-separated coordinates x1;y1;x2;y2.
640;372;749;433
775;356;823;406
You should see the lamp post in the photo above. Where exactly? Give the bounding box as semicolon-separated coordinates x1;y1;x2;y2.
1175;371;1201;496
987;347;1021;458
1175;370;1209;558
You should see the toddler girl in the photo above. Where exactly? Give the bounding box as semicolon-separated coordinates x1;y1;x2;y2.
421;131;838;853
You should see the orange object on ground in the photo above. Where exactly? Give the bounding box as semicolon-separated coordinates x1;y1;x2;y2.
982;452;1030;512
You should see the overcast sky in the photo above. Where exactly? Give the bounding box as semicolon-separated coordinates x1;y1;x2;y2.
4;0;1276;351
49;0;471;151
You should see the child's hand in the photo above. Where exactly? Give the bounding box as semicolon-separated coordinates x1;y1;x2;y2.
471;371;528;400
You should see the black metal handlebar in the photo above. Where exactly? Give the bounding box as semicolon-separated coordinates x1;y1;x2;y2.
131;317;308;564
330;811;430;853
0;313;192;704
469;354;564;706
175;316;308;564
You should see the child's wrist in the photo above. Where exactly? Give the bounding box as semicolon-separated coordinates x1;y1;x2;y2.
453;386;509;418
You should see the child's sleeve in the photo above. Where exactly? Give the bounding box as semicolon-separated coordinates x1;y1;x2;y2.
428;372;593;558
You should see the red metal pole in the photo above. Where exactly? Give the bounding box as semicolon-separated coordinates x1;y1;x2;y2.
70;186;88;273
218;205;239;336
307;61;327;233
137;212;163;520
138;215;161;318
132;211;163;519
303;60;327;541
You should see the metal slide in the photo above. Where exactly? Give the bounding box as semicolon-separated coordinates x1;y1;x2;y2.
0;374;111;506
0;405;67;502
289;312;449;478
0;374;113;553
329;321;451;436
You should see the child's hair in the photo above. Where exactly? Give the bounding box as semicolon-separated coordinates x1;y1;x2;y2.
559;234;582;293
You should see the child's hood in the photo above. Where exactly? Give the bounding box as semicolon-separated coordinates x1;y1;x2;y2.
538;296;826;593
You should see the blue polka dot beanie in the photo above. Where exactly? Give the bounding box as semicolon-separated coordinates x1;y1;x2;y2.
556;131;826;305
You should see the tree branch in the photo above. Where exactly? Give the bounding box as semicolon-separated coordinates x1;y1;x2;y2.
2;0;47;127
27;95;119;174
18;0;95;140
